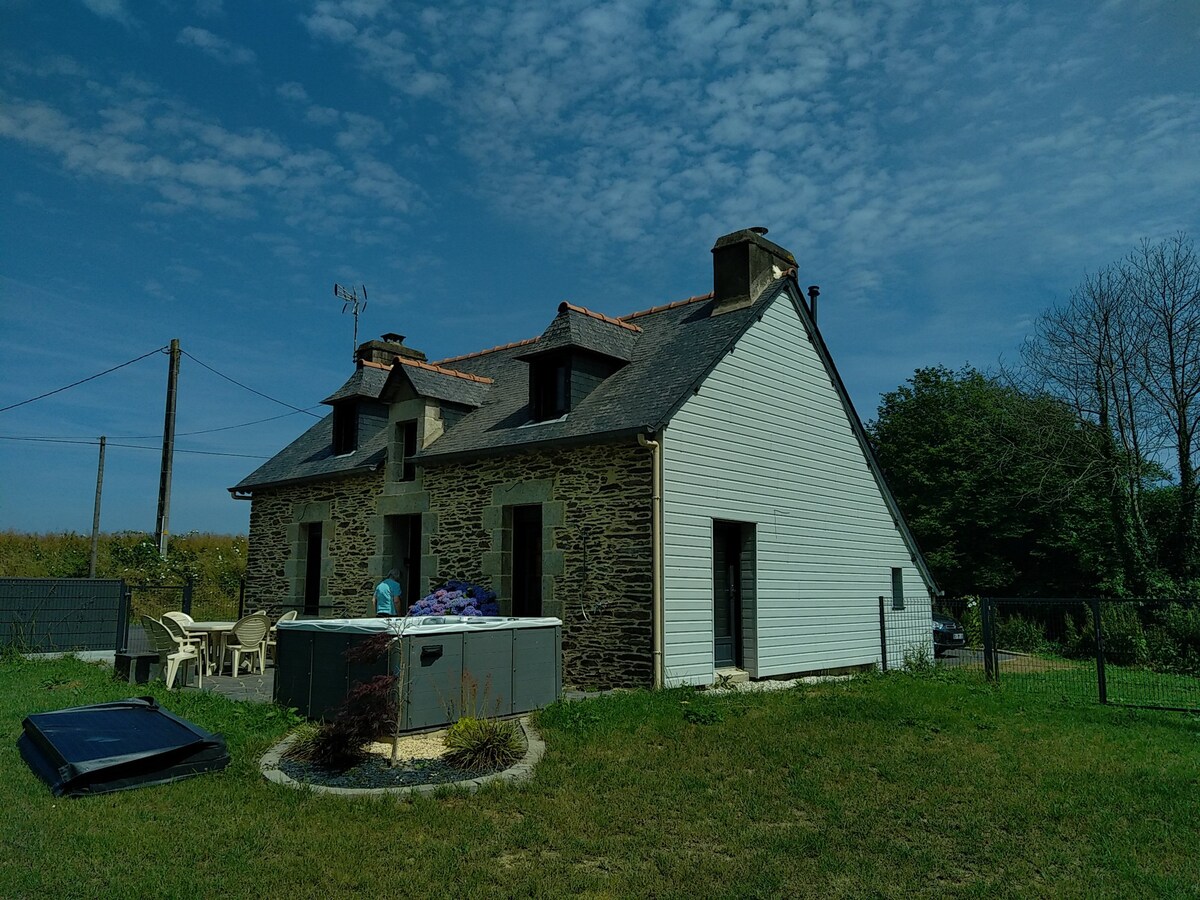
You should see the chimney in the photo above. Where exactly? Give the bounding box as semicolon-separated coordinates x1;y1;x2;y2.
710;227;796;314
355;332;426;366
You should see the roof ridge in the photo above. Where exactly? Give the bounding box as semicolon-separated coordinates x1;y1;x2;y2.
560;301;643;333
361;359;393;371
432;336;540;366
621;291;714;321
396;356;494;384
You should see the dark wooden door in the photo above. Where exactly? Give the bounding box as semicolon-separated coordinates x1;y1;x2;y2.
713;521;742;668
303;522;322;616
512;505;543;617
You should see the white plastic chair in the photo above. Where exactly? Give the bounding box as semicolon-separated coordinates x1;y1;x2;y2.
161;614;208;674
266;610;298;665
142;615;202;690
162;611;194;626
223;613;269;675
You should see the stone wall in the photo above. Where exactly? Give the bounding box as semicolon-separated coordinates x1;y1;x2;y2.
244;470;384;618
423;442;654;690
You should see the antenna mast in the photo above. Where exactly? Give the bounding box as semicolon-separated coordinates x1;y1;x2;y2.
333;283;368;362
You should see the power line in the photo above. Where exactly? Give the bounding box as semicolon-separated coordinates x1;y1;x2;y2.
0;346;168;414
112;406;325;440
181;349;322;417
0;435;270;460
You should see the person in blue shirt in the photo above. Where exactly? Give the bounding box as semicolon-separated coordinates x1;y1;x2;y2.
374;568;403;617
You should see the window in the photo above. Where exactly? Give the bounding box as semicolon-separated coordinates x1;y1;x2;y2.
530;356;570;421
332;402;357;454
891;567;905;611
396;420;418;482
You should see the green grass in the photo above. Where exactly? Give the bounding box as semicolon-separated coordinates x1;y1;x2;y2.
3;657;1199;898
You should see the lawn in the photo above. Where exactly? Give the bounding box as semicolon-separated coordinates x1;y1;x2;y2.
3;656;1198;898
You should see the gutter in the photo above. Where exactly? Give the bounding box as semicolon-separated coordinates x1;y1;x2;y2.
638;431;665;689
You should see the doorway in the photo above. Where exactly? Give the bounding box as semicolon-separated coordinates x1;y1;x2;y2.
511;504;543;616
384;514;422;609
713;521;746;669
302;522;322;616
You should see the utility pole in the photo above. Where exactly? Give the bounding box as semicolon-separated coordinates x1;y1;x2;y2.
89;435;106;578
155;339;180;558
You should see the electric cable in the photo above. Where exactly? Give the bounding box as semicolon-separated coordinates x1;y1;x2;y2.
180;350;322;417
0;435;270;460
0;346;168;414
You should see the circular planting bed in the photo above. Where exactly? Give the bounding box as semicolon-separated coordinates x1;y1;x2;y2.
261;717;544;798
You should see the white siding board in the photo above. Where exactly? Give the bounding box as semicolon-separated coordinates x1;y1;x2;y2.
662;292;932;685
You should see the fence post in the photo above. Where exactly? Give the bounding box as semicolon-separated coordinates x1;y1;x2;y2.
878;595;888;672
1091;599;1107;704
182;576;194;615
114;582;131;654
238;576;246;620
981;597;996;681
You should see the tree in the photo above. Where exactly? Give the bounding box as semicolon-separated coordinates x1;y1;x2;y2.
1022;233;1200;589
869;366;1115;598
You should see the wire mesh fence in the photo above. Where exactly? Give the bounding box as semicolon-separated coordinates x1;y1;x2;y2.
878;594;938;671
120;579;244;655
982;597;1200;712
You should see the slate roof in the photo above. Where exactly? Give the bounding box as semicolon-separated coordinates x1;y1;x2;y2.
417;285;775;461
230;413;388;493
321;364;389;404
515;303;640;363
383;358;493;408
231;279;787;485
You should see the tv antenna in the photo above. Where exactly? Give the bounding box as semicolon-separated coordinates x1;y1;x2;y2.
333;283;368;362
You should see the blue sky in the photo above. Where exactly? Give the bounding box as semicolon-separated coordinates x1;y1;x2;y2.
1;0;1198;537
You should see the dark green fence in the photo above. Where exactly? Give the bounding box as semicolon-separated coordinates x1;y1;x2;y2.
0;578;128;653
982;597;1200;712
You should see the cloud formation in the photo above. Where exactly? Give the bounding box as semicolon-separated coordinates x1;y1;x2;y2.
177;26;256;66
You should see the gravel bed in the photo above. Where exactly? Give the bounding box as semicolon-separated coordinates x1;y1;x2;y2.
277;755;503;789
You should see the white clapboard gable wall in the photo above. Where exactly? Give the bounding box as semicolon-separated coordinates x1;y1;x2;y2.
660;283;935;686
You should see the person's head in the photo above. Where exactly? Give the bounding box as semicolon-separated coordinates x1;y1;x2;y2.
386;568;402;582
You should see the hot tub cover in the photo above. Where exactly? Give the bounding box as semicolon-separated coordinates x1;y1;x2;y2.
277;615;563;635
18;696;229;797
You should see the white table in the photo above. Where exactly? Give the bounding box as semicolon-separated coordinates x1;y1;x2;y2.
183;621;236;674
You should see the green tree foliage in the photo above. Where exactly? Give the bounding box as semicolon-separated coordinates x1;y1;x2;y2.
869;366;1116;597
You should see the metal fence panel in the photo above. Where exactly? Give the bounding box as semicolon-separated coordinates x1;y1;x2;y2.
982;597;1200;712
0;578;126;653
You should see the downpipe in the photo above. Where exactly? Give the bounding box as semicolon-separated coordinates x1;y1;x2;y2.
638;432;665;689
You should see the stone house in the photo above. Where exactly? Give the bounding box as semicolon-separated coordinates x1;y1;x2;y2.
231;227;937;689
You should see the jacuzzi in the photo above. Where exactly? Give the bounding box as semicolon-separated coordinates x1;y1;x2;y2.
274;616;562;728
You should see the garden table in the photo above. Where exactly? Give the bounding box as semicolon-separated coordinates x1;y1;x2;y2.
183;621;237;675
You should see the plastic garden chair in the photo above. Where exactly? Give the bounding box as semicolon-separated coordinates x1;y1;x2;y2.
162;611;194;625
160;614;208;674
142;615;202;690
265;610;298;665
223;613;269;675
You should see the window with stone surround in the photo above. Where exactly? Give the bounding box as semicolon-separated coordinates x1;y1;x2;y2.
396;420;417;481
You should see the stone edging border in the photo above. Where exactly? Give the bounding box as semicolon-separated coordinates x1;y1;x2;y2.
260;717;545;798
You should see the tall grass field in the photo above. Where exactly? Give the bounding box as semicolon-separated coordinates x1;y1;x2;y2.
0;530;246;610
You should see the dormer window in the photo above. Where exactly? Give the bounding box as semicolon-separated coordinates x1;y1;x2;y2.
530;355;571;421
332;401;358;454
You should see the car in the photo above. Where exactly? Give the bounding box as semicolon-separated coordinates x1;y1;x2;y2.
933;612;966;657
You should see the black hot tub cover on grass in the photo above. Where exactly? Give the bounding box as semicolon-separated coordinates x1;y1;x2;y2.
18;696;230;797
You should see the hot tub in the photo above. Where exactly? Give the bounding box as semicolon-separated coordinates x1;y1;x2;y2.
274;616;562;728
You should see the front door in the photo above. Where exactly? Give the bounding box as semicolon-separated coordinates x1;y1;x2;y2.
512;505;543;616
713;521;742;668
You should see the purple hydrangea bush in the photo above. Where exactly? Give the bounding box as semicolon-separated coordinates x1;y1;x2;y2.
408;579;500;617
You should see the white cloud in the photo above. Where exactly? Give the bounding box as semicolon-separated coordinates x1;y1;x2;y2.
177;26;256;67
79;0;135;27
276;82;309;103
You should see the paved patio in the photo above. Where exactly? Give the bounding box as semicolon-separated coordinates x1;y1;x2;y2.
187;668;275;704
